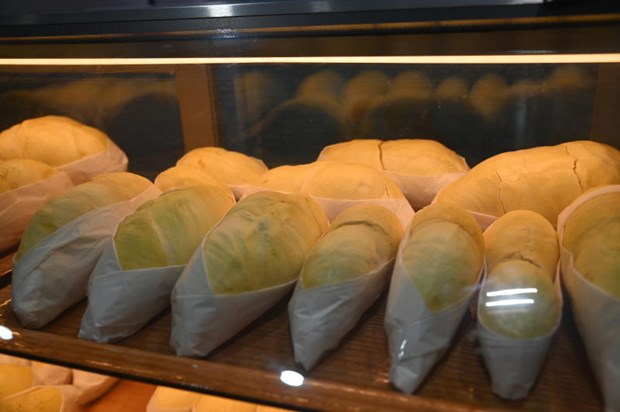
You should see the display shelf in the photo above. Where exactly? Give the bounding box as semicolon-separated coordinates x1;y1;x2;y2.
0;262;603;412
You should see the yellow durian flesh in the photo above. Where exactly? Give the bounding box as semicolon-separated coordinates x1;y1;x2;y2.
380;139;469;175
0;115;108;166
0;364;34;399
401;203;484;313
573;221;620;299
115;186;234;270
301;204;403;289
301;160;403;199
480;260;560;339
16;172;152;260
259;164;312;193
0;387;63;412
176;146;267;185
0;159;58;193
204;191;328;294
435;141;620;224
154;165;233;199
484;210;558;280
319;139;383;169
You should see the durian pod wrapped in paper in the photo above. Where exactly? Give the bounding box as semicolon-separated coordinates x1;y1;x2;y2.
0;115;128;184
0;385;78;412
318;139;469;210
384;203;484;393
79;185;235;342
11;172;159;329
171;191;329;357
258;160;414;226
558;185;620;412
71;370;118;405
176;146;267;200
0;159;74;251
146;386;202;412
434;140;620;228
289;204;404;370
477;210;562;400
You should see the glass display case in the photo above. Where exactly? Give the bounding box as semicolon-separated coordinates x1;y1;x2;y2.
0;1;619;410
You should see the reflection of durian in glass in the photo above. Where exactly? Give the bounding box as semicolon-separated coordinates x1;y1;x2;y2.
233;71;285;127
297;69;343;103
468;74;509;120
387;71;433;100
342;70;390;124
435;77;469;101
563;191;620;299
546;65;592;91
1;78;176;126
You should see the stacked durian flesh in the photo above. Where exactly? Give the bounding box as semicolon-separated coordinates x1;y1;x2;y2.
3;112;620;405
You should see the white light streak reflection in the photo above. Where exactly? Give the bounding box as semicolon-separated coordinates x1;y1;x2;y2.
0;325;13;340
486;288;538;297
485;299;535;307
280;370;304;387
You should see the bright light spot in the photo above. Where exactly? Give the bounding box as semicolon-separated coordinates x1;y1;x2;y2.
486;298;535;307
0;325;13;340
280;370;304;387
486;288;538;297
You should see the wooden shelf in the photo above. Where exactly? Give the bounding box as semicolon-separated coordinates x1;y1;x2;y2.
0;251;604;411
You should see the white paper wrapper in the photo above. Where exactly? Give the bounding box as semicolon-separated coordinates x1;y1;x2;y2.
476;265;562;400
71;370;118;405
289;258;394;370
233;184;414;229
1;385;78;412
11;185;161;329
146;386;202;412
31;362;73;386
79;240;184;343
0;172;74;251
383;169;466;211
384;235;482;394
57;140;128;185
171;238;297;357
557;184;620;412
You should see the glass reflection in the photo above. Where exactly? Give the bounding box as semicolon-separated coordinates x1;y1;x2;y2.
0;325;13;340
280;370;304;387
485;298;535;307
486;287;538;297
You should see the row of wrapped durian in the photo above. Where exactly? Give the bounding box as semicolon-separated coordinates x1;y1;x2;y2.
0;115;129;250
0;354;118;411
9;143;619;405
